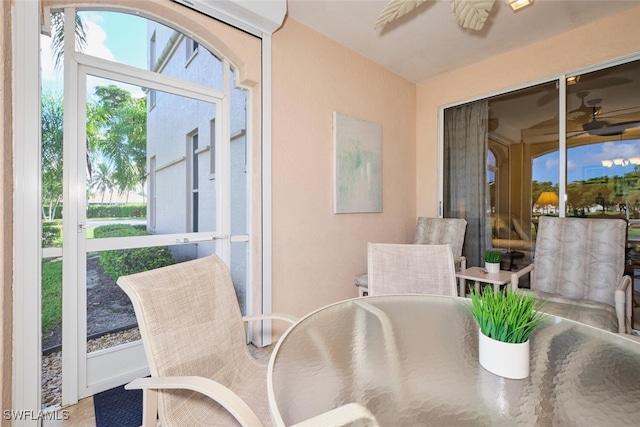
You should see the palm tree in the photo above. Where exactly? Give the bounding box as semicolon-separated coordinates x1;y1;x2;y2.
90;163;115;204
50;10;87;71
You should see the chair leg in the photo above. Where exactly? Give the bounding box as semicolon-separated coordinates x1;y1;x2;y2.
141;388;158;427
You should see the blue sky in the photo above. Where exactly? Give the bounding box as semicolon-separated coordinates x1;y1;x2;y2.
533;139;640;184
41;11;147;94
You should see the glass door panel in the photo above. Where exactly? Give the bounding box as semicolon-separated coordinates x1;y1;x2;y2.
565;60;640;220
77;69;225;398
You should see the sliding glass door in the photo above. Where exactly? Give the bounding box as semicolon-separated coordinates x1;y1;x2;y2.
442;58;640;268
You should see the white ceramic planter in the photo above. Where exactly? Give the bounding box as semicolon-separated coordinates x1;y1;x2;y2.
485;261;501;274
478;329;530;379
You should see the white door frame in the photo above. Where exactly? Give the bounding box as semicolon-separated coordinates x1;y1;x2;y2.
13;1;276;420
66;52;227;403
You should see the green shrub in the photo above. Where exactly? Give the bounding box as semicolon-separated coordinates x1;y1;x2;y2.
42;222;62;247
87;203;147;219
95;224;175;280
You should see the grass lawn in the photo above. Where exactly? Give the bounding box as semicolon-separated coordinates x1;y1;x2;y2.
42;260;62;334
41;219;160;335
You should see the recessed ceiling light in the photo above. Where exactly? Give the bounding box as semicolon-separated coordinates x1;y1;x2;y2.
505;0;533;12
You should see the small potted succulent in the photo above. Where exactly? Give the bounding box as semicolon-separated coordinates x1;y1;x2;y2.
468;288;546;379
483;250;503;274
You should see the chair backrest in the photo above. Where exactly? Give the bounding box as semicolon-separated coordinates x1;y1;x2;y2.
367;243;458;296
117;254;257;424
532;216;627;307
413;217;467;258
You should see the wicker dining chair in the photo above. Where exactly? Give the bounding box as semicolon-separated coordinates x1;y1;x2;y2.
117;254;298;426
356;218;467;297
513;216;633;334
367;243;458;296
118;254;380;426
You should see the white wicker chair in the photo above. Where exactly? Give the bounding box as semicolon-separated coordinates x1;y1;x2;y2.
117;255;297;426
514;216;633;334
367;243;458;296
356;218;467;297
119;255;380;426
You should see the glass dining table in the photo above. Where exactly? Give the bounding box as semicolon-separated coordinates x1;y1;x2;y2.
267;294;640;426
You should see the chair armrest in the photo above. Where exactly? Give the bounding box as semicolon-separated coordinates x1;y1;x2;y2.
126;376;263;427
511;264;535;292
290;403;379;427
454;255;466;271
615;275;633;334
243;313;298;325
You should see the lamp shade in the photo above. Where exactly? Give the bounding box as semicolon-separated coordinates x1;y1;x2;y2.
536;191;559;206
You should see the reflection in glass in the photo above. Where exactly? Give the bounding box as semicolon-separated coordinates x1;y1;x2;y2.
565;60;640;221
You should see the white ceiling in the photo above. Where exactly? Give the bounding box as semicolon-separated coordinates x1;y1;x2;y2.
286;0;640;84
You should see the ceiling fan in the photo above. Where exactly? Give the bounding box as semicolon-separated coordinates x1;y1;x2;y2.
521;92;640;142
579;103;640;137
375;0;531;31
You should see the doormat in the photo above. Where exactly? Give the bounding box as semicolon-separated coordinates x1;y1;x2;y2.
93;384;142;427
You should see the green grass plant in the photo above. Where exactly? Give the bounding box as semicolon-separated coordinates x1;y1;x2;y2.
483;250;503;263
468;288;546;344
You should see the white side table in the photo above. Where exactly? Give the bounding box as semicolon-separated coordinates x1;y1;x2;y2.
456;266;519;296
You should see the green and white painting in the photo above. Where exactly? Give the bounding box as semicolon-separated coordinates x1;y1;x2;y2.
333;112;382;213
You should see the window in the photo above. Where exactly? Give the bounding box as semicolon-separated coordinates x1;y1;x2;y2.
443;58;640;267
186;37;199;65
487;149;497;214
149;31;157;109
188;131;199;232
210;118;216;177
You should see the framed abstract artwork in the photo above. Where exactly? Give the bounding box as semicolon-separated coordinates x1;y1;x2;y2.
333;112;382;213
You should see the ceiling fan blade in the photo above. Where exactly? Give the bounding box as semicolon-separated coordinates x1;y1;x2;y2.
374;0;429;29
584;120;640;136
451;0;496;31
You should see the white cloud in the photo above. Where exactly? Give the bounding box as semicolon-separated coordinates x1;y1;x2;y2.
40;13;143;98
40;34;62;93
84;19;116;62
601;140;640;160
40;13;115;91
545;157;559;169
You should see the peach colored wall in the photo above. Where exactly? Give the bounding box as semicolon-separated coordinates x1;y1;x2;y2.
271;18;416;317
416;6;640;217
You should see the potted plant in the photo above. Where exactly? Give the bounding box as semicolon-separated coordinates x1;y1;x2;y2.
483;250;503;273
468;288;546;379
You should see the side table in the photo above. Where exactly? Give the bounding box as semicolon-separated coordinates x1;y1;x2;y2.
455;266;519;296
